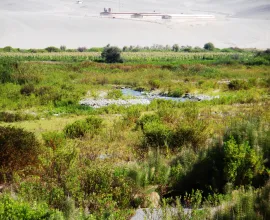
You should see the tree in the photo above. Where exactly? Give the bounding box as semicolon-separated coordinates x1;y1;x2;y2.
60;45;66;51
3;46;13;52
101;46;123;63
77;47;87;52
45;46;60;52
172;44;180;52
204;42;215;51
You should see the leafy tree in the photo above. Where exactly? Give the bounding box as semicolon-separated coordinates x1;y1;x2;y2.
60;45;66;51
204;42;215;51
77;47;87;52
45;46;60;52
101;46;123;63
3;46;13;52
172;44;180;52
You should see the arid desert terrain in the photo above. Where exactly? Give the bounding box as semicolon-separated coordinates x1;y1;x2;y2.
0;0;269;48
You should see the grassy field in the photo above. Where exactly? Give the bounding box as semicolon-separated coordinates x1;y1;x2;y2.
0;50;269;219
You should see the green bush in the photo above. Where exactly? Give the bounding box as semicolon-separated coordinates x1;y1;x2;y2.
0;57;16;83
223;137;265;186
143;121;172;147
148;79;161;89
172;121;208;151
136;114;161;130
20;84;35;96
64;116;103;138
213;186;270;220
0;194;64;220
3;46;13;52
204;42;215;51
228;80;249;90
256;181;270;219
42;132;66;149
80;165;136;212
45;46;60;52
0;112;37;122
107;89;123;99
124;106;141;124
0;126;40;183
101;46;123;63
168;88;184;97
127;150;170;187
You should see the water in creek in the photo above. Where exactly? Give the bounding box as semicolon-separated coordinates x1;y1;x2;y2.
121;88;186;102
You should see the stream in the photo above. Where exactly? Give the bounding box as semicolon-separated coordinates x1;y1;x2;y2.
79;88;219;108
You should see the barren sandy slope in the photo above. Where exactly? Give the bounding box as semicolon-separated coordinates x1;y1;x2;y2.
0;0;269;48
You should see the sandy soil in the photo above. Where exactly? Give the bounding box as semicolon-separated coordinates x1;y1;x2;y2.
0;0;269;48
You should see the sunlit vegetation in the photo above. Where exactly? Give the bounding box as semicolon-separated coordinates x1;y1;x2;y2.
0;46;269;219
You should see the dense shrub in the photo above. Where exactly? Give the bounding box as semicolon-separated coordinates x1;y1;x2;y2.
214;185;270;220
80;165;136;211
256;49;270;61
127;150;170;187
3;46;13;52
42;131;66;149
223;137;265;186
0;57;16;83
172;44;180;52
45;46;60;52
0;194;64;219
204;42;215;51
136;114;161;130
148;79;161;89
170;118;269;197
64;116;103;138
0;112;36;122
60;45;66;51
0;126;40;183
143;121;172;147
101;46;123;63
124;106;141;124
77;47;87;52
173;121;209;151
107;89;123;99
168;88;184;97
228;79;249;90
20;84;35;96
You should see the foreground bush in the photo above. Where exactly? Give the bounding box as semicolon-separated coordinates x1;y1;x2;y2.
0;126;40;183
143;121;172;147
0;194;64;219
64;116;103;138
214;184;270;220
173;121;209;151
169;118;269;197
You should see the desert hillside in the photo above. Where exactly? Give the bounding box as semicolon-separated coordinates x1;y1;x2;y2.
0;0;269;48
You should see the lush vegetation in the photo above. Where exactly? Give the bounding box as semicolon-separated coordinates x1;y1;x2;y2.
0;45;269;219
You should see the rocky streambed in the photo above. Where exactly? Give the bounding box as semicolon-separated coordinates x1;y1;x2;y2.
79;88;219;108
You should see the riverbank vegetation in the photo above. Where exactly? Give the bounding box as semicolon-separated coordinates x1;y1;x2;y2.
0;46;269;219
